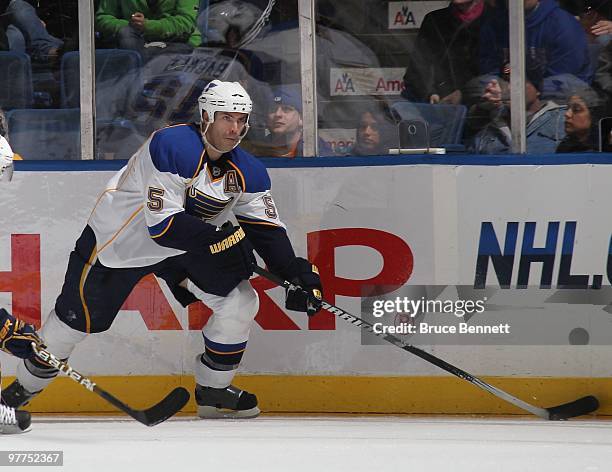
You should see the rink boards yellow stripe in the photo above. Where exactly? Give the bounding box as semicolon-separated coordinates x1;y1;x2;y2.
4;375;611;416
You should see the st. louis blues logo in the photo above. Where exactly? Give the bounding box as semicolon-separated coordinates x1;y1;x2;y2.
185;187;232;221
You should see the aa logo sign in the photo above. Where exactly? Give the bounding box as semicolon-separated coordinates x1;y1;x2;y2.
388;1;448;30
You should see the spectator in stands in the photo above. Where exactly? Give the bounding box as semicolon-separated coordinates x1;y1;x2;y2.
264;85;304;157
594;33;612;110
202;0;268;47
95;0;201;54
2;0;64;63
480;0;592;83
557;86;604;152
469;70;566;153
198;1;266;81
579;0;612;44
246;85;332;157
403;0;492;105
352;109;395;156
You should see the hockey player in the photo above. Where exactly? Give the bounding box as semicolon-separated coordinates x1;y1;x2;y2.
2;80;323;419
0;135;40;433
0;309;40;433
0;133;13;182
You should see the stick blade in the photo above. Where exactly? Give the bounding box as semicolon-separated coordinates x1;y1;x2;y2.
546;395;599;420
132;387;191;427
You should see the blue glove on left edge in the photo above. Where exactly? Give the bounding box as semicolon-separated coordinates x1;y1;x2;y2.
0;308;43;359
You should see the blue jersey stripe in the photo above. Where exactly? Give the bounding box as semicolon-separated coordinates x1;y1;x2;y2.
203;335;248;353
148;214;176;238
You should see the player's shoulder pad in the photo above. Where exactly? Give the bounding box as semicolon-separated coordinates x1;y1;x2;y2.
227;146;271;193
149;124;205;179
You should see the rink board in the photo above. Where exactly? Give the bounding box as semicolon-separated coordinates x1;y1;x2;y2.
2;374;610;415
1;160;612;414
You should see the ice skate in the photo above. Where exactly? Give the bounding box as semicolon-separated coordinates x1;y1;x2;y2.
195;384;260;419
0;404;30;434
1;379;40;409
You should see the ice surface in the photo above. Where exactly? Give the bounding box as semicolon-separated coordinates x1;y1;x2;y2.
5;415;612;472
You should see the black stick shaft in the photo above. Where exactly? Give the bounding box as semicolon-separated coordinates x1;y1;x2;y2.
252;264;597;419
31;343;187;426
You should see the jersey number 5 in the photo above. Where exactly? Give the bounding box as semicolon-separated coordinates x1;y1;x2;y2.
262;195;277;219
147;187;165;211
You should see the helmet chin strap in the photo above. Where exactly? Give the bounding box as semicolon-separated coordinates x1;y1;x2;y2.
200;121;250;155
200;122;227;155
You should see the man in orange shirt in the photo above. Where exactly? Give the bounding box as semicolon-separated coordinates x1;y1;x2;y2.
248;85;332;158
265;85;306;157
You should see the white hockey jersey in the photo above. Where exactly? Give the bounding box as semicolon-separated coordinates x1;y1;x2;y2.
88;123;287;268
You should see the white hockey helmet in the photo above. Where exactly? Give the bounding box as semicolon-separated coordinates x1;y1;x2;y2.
198;79;252;125
198;80;252;152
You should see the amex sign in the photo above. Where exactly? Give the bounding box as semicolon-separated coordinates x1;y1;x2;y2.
330;68;405;96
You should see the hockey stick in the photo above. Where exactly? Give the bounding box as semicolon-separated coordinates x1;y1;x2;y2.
31;343;189;426
252;265;599;420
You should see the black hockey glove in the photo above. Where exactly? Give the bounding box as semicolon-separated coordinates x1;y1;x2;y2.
282;257;323;316
209;222;255;280
0;308;43;359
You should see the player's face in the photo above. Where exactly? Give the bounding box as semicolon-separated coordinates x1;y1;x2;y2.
267;105;302;135
206;112;248;152
564;96;592;136
357;112;381;151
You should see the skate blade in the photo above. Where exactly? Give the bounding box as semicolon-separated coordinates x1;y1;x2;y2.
197;405;261;419
0;425;31;434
